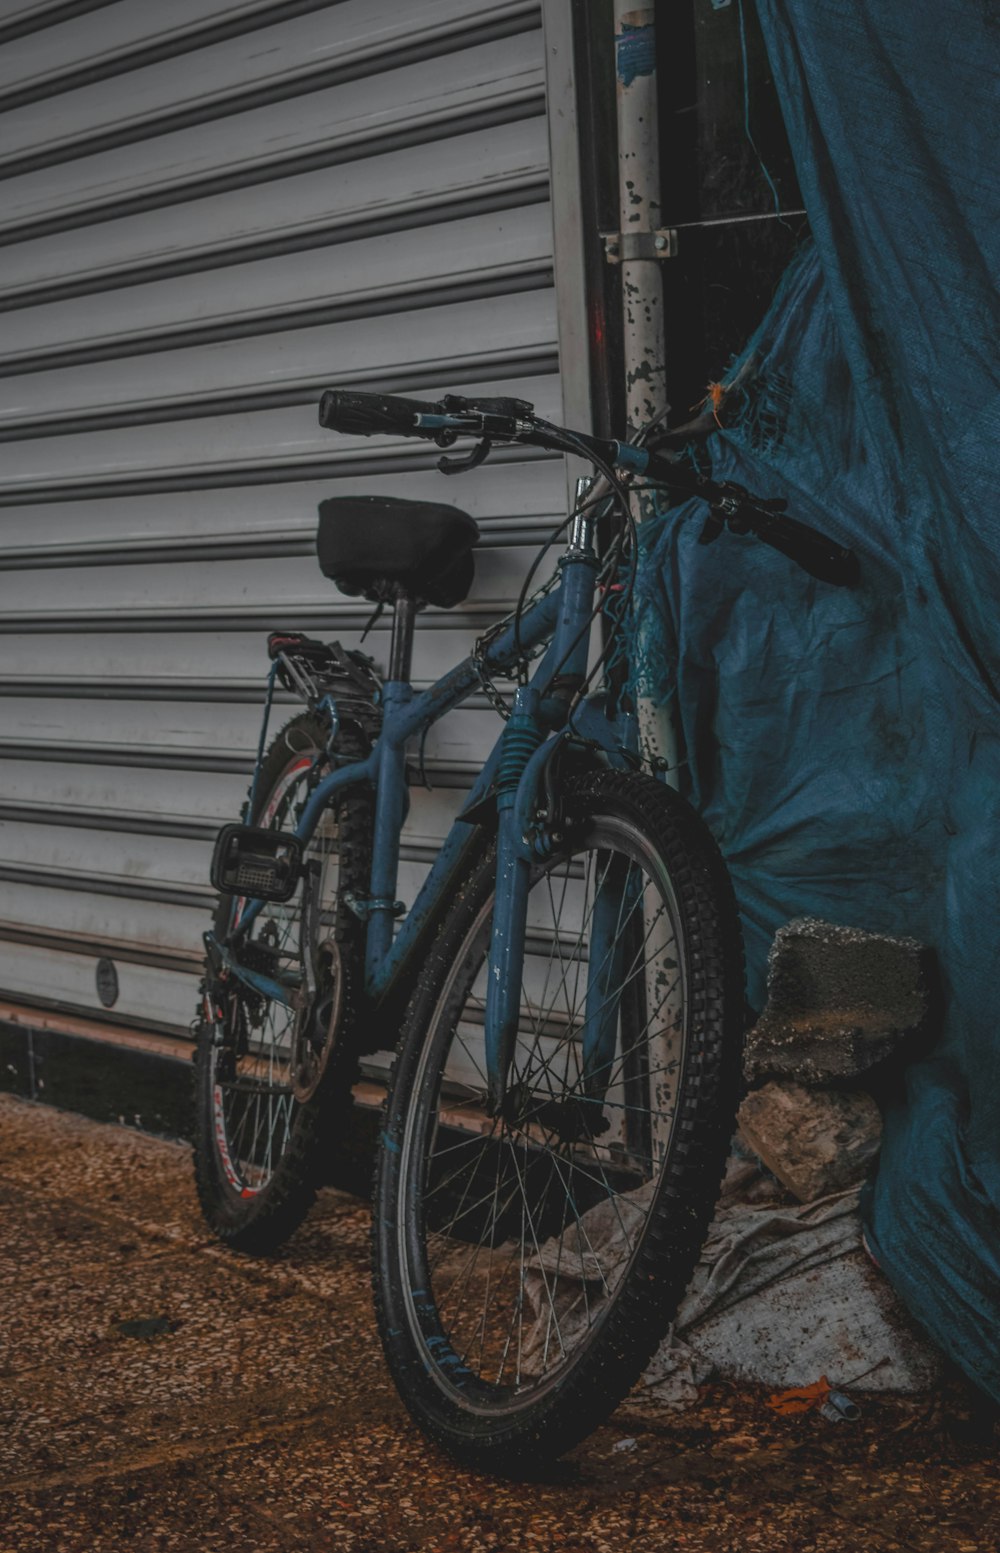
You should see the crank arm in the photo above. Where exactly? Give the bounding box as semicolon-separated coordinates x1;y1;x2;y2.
204;931;301;1010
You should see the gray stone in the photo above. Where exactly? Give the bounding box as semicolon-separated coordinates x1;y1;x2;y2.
744;916;931;1085
737;1081;883;1202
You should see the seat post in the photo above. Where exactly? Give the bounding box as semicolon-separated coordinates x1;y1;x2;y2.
387;590;417;683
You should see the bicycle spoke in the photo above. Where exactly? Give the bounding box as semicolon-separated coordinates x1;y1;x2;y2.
531;849;616;1041
379;780;743;1458
210;766;349;1193
434;1175;524;1360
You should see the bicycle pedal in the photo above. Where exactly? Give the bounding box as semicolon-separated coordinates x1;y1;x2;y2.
210;824;303;903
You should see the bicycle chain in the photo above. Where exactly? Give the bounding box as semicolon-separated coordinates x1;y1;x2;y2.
471;569;562;722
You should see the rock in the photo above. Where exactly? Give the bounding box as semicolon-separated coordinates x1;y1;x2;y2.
744;917;931;1085
720;1137;788;1205
737;1081;882;1202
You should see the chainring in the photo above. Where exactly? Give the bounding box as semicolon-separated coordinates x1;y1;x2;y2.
290;936;345;1103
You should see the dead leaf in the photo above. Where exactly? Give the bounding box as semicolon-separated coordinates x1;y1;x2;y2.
766;1376;831;1416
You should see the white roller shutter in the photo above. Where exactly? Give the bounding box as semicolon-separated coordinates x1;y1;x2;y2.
0;0;569;1048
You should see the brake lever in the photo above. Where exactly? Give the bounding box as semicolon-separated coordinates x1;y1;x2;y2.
702;485;786;539
439;436;492;475
699;483;751;544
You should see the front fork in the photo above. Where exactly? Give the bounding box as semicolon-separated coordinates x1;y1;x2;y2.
483;686;543;1114
483;721;636;1122
483;533;632;1114
483;687;636;1117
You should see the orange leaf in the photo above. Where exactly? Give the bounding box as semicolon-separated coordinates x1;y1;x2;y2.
766;1376;832;1415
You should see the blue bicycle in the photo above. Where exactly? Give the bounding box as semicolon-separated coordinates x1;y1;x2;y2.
193;388;857;1469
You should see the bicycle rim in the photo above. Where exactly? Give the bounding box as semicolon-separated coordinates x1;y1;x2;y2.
209;753;341;1196
393;810;691;1413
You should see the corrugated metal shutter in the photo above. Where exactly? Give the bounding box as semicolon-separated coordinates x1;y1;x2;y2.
0;0;566;1052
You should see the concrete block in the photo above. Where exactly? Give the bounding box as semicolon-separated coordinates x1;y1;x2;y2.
744;917;931;1085
738;1081;882;1202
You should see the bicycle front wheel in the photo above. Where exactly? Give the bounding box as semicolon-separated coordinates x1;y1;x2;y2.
373;769;744;1472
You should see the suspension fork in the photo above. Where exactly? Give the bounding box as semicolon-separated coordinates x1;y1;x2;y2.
581;852;640;1101
483;530;601;1113
483;698;638;1117
484;686;544;1114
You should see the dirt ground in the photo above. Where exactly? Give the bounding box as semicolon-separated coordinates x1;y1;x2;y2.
1;1093;996;1553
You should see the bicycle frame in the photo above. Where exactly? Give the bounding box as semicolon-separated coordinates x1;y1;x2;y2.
212;514;634;1112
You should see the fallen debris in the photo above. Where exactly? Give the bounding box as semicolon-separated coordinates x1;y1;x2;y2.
737;1081;882;1201
642;1187;944;1406
744;917;931;1085
767;1376;834;1415
820;1390;862;1424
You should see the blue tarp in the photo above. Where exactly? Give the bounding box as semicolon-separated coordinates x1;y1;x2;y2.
633;1;1000;1396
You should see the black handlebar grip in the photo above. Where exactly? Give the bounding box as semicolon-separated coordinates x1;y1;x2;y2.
754;512;860;587
318;388;445;438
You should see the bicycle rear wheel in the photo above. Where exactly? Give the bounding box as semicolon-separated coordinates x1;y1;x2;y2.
193;712;372;1251
373;769;744;1472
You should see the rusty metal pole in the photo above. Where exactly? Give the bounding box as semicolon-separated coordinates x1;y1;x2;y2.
614;2;667;435
612;2;678;777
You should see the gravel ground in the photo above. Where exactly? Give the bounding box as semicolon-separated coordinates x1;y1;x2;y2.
1;1093;996;1553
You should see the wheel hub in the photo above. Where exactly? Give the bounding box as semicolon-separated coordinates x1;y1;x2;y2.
500;1080;610;1143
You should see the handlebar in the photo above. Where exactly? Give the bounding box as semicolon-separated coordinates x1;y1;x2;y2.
318;388;535;440
318;388;447;438
706;494;860;587
637;454;860;587
736;508;859;587
317;386;860;587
